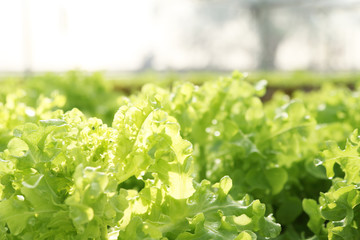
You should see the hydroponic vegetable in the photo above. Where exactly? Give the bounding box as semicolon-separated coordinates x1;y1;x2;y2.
2;71;360;239
0;102;279;239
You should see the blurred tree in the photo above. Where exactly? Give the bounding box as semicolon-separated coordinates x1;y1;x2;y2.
193;0;359;70
249;2;283;70
244;0;321;70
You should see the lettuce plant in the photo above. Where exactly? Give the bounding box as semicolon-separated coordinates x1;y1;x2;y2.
3;71;360;239
0;100;280;239
304;129;360;240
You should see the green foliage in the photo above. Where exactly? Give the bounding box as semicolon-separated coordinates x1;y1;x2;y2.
123;72;327;236
0;99;279;239
0;71;121;150
0;90;65;151
0;71;120;125
23;71;119;124
2;70;360;239
303;130;360;240
118;179;280;240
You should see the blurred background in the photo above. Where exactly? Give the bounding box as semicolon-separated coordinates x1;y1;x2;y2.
1;0;360;75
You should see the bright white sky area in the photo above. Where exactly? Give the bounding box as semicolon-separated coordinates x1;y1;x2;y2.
0;0;156;71
1;0;360;72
